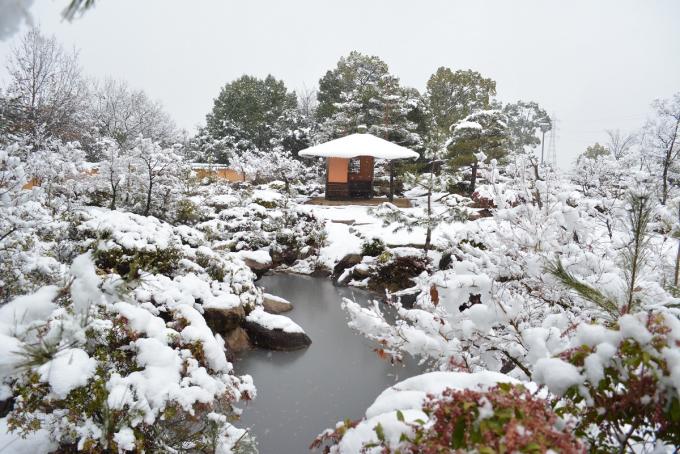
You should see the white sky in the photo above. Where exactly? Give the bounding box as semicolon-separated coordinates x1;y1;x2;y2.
1;0;679;168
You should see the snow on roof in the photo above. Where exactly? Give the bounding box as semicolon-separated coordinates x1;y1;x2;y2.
298;133;419;160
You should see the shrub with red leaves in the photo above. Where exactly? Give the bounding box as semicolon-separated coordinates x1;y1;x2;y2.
397;383;583;453
557;313;680;452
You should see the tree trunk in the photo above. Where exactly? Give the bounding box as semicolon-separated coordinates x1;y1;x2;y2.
675;206;680;287
662;159;669;205
674;239;680;288
144;179;153;216
110;185;117;210
469;162;478;195
389;160;395;202
425;184;432;253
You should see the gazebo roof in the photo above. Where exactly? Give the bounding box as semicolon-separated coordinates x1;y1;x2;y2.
298;133;419;160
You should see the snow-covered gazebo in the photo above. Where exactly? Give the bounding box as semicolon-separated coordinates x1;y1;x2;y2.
298;133;419;200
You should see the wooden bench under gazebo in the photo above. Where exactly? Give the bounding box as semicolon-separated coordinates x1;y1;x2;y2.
298;133;419;201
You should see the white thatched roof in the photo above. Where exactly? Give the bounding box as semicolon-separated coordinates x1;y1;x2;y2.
298;133;419;160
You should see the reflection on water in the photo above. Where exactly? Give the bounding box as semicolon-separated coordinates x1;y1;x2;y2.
234;274;423;454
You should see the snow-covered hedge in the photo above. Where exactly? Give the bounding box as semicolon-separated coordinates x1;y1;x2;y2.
1;253;255;452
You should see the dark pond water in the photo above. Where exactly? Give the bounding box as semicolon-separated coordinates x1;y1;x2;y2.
234;274;423;454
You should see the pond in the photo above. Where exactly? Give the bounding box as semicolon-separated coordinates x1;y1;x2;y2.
234;274;423;453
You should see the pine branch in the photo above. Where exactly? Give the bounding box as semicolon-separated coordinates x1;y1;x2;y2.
545;259;620;317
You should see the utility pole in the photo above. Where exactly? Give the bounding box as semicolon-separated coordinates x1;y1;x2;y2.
540;130;546;164
548;113;558;168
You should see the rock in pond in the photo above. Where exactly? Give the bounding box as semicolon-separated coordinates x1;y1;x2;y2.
226;326;252;353
263;292;293;314
244;308;311;351
238;249;273;271
203;306;245;335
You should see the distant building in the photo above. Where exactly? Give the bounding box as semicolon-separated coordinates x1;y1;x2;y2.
298;133;418;200
191;163;246;182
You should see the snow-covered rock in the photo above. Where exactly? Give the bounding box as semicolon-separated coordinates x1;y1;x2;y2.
244;308;311;351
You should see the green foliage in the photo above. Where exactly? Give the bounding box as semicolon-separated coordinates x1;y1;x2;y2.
316;51;420;146
448;110;509;168
205;74;298;152
361;238;386;257
426;67;497;136
546;258;621;318
579;142;610;162
93;241;182;280
502;100;552;155
63;0;96;20
252;198;279;209
174;198;201;225
317;51;390;122
7;301;248;453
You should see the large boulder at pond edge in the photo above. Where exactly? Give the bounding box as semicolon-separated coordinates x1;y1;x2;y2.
203;306;245;335
243;308;311;351
332;253;363;281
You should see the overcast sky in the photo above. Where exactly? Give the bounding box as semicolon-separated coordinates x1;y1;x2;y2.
1;0;679;167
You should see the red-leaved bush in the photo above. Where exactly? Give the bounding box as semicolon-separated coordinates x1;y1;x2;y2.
398;384;583;453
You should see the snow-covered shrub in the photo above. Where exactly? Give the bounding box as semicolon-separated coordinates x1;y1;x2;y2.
536;312;680;451
405;384;582;453
360;238;386;257
316;384;582;453
85;138;190;220
2;253;255;452
197;203;326;266
188;246;262;308
25;139;88;211
368;254;429;293
0;142;73;303
76;207;184;280
342;160;680;375
173;198;203;225
269;207;326;265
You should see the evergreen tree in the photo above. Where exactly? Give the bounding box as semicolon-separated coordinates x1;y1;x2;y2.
204;75;298;153
447;110;508;194
425;67;496;137
579;142;610;162
315;51;420;146
502;100;551;156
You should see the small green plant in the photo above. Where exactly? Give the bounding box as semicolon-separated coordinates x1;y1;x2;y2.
377;250;393;264
361;238;386;257
252;198;278;209
174;198;201;225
